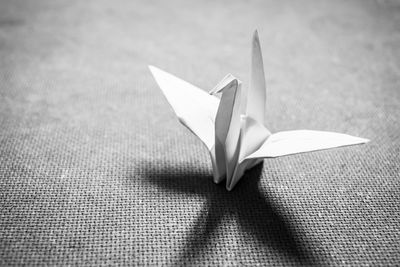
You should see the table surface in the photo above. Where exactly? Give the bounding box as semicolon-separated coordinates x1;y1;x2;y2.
1;0;399;265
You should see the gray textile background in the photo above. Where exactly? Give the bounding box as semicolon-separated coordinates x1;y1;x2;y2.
1;0;399;265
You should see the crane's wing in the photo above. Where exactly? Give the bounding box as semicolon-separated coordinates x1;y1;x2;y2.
149;66;220;150
245;130;369;159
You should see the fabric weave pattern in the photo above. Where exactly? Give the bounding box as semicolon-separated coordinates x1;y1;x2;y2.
0;0;399;265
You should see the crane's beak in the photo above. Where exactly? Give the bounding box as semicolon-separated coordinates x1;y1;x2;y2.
209;73;238;95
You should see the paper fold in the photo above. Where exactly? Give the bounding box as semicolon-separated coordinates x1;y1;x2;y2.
149;30;369;191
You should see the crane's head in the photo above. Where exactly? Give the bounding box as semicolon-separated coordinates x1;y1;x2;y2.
209;74;240;96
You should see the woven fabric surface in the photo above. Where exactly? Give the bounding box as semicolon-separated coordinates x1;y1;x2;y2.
0;0;399;265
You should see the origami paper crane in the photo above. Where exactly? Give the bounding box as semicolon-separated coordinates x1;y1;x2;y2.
149;30;369;191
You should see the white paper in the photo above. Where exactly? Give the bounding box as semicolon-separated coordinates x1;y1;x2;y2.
149;30;369;191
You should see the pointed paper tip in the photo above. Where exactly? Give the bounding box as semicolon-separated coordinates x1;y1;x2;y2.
148;65;155;74
253;29;259;37
253;29;259;41
352;135;370;144
252;30;261;53
148;65;157;73
209;74;237;95
149;65;166;78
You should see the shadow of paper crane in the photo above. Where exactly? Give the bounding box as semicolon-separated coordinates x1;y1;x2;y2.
144;162;321;265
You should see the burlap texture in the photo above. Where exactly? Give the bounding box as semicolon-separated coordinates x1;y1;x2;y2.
1;0;399;265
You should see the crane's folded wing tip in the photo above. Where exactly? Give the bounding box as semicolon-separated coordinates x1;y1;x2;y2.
253;29;259;37
148;65;158;73
348;135;370;144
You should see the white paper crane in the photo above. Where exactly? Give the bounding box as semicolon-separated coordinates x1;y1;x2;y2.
149;30;369;191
